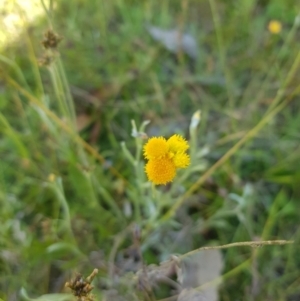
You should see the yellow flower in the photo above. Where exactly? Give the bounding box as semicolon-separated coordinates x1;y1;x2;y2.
173;152;190;168
145;156;176;185
167;134;189;153
48;173;56;182
143;134;190;185
268;20;282;34
143;136;169;159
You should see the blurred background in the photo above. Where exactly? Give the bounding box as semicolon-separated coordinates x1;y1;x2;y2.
1;0;300;300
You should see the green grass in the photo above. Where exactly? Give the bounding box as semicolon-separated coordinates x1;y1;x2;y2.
1;0;300;300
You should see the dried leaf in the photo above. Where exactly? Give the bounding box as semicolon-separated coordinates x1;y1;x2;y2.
146;25;198;59
177;250;223;301
178;288;207;301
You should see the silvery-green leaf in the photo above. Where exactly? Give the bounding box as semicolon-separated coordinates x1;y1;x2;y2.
146;25;198;59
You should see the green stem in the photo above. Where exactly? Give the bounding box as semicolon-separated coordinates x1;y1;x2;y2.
51;177;75;243
49;64;69;119
56;57;77;128
0;55;30;91
208;0;235;109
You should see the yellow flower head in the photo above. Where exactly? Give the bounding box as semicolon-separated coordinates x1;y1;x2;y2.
145;156;176;185
143;136;168;159
167;134;189;153
173;152;190;168
268;20;282;34
143;134;190;185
